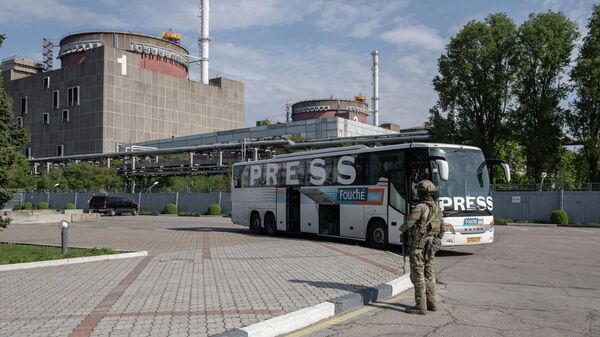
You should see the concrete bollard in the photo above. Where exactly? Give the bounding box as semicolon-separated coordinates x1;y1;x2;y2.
59;220;69;255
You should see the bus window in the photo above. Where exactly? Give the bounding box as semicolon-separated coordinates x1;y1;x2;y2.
410;167;431;202
296;160;307;185
389;169;407;214
240;166;251;188
324;157;334;185
233;166;244;188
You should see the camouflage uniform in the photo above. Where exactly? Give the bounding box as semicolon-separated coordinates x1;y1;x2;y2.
401;180;443;315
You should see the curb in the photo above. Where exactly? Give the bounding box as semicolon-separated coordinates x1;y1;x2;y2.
214;273;412;337
506;222;557;227
0;251;148;272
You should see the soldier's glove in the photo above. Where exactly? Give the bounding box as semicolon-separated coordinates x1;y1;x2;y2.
424;237;442;261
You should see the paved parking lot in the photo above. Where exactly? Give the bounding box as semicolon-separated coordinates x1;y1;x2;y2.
289;225;600;337
0;216;405;337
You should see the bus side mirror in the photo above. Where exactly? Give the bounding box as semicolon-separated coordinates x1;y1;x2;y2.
485;159;511;183
436;159;449;181
501;163;511;183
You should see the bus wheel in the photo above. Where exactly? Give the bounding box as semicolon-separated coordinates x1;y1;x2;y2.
264;213;277;236
368;219;388;250
250;212;262;235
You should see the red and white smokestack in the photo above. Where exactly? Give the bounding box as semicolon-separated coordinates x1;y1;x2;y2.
199;0;210;84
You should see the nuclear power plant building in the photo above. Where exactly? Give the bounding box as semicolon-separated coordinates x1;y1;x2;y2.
2;31;244;158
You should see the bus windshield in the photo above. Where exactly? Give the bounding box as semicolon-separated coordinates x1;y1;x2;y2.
432;148;492;215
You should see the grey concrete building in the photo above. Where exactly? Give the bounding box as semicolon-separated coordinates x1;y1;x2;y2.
2;31;244;158
126;117;397;150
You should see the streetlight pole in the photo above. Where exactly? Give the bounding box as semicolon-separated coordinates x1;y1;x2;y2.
540;172;547;192
47;183;60;206
139;181;159;212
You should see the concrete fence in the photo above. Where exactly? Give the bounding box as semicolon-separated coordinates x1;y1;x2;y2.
492;191;600;224
10;192;232;214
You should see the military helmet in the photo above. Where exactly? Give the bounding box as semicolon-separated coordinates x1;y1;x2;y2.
416;180;437;197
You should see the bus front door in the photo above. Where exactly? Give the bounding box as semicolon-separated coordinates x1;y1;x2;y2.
286;187;301;233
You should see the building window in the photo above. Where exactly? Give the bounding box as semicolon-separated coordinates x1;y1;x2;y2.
43;113;50;125
62;109;69;122
43;76;50;89
67;86;80;106
24;148;30;159
57;145;64;157
52;90;59;109
17;117;23;127
20;97;28;114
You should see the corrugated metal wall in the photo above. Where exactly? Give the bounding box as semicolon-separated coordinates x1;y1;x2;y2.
492;191;600;224
17;192;232;214
10;191;599;224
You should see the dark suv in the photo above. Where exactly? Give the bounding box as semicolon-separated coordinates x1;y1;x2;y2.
88;196;139;216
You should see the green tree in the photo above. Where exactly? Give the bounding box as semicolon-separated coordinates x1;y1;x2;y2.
6;153;35;190
63;162;124;191
430;13;518;158
567;4;600;182
513;11;579;182
36;168;66;191
552;148;579;189
0;34;30;207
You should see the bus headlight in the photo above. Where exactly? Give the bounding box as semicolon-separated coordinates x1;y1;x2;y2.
444;223;455;234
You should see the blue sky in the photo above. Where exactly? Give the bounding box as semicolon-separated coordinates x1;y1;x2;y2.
0;0;595;128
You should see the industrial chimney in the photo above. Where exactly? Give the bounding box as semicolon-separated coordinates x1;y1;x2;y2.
371;50;379;127
198;0;210;84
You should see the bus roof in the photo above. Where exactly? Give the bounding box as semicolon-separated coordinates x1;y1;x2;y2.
233;142;482;166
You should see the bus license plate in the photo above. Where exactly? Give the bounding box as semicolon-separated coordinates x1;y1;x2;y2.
467;237;481;243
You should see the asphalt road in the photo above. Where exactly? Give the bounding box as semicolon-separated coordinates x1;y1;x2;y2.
287;225;600;337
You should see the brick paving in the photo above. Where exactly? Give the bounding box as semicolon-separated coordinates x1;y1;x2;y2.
0;216;405;337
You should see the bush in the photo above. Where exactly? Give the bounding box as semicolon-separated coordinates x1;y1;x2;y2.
0;216;11;229
163;203;178;214
36;202;49;210
207;203;221;215
12;205;22;211
551;210;569;225
22;202;33;210
494;217;512;225
64;202;76;210
178;211;200;217
139;210;160;216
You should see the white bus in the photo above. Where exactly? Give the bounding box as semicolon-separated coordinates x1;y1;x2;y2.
231;143;510;248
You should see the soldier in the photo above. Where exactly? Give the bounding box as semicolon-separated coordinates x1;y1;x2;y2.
401;179;444;315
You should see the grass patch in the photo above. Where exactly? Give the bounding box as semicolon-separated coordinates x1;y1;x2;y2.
0;243;117;265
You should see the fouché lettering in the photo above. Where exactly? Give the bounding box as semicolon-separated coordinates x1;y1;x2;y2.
338;188;367;201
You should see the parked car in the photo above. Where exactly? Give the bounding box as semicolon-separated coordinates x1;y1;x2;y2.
88;196;138;216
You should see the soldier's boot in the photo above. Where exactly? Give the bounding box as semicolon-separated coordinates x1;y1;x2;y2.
426;300;437;312
406;284;427;315
405;302;427;315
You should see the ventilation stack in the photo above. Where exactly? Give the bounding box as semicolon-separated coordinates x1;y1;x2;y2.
371;50;379;127
198;0;210;84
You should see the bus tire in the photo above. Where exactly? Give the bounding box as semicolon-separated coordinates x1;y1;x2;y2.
250;211;262;235
367;219;388;250
264;212;277;236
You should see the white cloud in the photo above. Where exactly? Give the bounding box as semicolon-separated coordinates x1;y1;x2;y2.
381;24;445;51
207;41;436;128
0;0;123;27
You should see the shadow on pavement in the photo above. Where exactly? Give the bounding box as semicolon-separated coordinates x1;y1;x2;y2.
436;250;474;257
289;279;386;305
